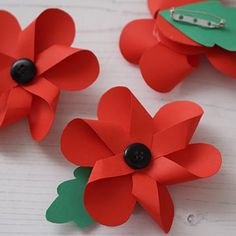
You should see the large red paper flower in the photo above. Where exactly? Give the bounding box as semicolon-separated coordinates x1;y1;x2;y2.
0;9;99;141
120;0;236;92
61;87;221;233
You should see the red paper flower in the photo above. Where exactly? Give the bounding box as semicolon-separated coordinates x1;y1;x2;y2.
120;0;236;92
61;87;221;233
0;9;99;141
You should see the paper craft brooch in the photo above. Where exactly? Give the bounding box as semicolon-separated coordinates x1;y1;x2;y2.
0;9;99;141
46;87;221;233
120;0;236;92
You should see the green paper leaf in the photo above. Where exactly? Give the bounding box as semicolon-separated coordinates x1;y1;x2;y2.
160;1;236;51
46;167;94;228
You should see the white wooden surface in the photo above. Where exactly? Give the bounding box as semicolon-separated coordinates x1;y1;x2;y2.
0;0;236;235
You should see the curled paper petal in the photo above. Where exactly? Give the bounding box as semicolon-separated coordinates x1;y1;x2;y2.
24;78;59;141
158;31;205;56
85;175;136;226
98;87;154;146
140;43;198;92
156;16;204;53
132;173;174;233
152;121;198;157
0;87;32;127
37;45;99;91
16;9;75;59
207;47;236;78
148;0;204;18
147;144;222;185
0;66;17;94
152;101;203;156
167;143;222;178
89;154;134;183
154;101;203;132
61;119;114;167
83;120;129;154
119;19;157;64
28;96;57;141
0;52;16;94
0;53;15;70
0;10;21;56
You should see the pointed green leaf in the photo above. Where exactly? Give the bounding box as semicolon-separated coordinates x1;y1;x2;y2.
160;1;236;51
46;167;94;228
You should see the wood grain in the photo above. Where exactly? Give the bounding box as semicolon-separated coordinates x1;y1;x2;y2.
0;0;236;235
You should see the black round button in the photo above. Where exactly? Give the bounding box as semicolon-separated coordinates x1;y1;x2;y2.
124;143;152;169
10;58;37;84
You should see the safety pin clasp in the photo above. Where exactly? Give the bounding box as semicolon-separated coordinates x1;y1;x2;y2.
170;7;226;29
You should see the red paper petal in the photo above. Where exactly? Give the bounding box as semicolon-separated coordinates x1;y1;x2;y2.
157;24;205;55
89;154;134;183
147;144;221;185
156;15;202;48
23;78;60;141
148;0;204;18
0;10;21;57
0;53;15;70
140;43;197;92
84;120;129;154
61;119;119;167
36;45;99;91
132;173;174;233
0;87;32;127
0;47;17;95
119;19;157;64
152;101;203;156
98;87;154;146
0;66;17;94
207;47;236;78
154;101;203;131
84;175;135;226
16;9;75;60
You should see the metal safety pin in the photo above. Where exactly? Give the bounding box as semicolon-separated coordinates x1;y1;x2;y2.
170;7;226;29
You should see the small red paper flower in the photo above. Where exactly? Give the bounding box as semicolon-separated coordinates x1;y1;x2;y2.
120;0;236;92
0;9;99;141
61;87;221;233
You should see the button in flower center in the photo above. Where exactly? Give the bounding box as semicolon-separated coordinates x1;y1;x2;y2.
11;58;37;84
124;143;152;169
